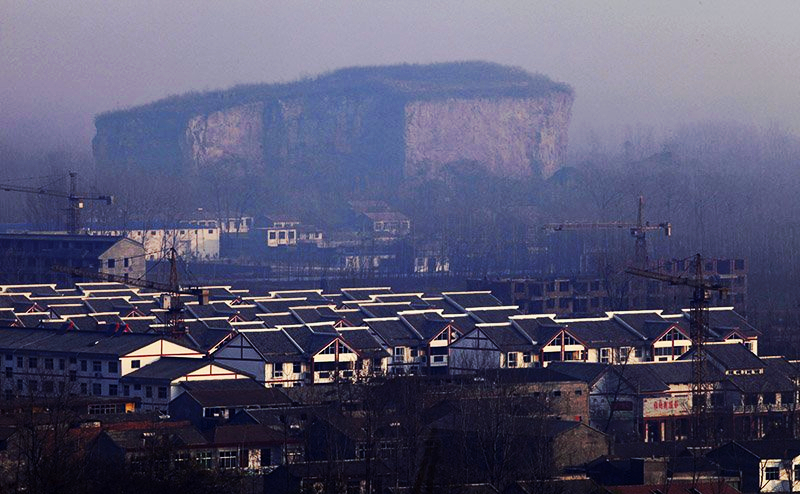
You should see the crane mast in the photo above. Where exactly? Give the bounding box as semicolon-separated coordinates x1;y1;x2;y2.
0;171;113;234
52;248;209;336
626;254;728;445
543;195;671;268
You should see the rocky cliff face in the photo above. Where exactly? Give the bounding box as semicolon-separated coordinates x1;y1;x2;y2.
183;102;265;172
404;93;572;178
93;62;573;183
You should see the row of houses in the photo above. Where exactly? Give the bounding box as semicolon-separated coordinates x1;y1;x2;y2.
0;282;760;381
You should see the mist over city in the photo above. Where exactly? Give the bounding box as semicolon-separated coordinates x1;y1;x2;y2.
1;2;800;493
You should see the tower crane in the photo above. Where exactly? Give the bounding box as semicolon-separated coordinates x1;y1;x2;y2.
0;171;113;234
626;254;728;445
52;248;209;336
542;195;671;267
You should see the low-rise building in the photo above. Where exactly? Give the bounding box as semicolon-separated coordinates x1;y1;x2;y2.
0;233;145;284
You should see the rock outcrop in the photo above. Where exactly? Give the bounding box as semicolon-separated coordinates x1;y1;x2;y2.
93;62;573;181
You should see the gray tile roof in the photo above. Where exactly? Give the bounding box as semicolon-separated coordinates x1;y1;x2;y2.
242;330;304;363
365;318;422;348
120;357;243;382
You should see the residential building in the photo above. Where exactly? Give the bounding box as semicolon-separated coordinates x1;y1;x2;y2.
89;222;220;260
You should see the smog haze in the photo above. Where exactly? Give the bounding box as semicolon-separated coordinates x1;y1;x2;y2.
2;0;800;154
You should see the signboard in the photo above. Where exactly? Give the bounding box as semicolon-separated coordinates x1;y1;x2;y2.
643;395;691;417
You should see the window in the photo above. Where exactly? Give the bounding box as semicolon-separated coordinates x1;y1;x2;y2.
69;357;77;364
69;370;76;382
507;352;518;368
16;356;22;368
158;387;167;399
4;367;11;378
80;383;87;394
107;259;116;269
559;298;569;308
563;333;579;346
145;386;152;398
523;352;532;363
765;466;780;481
44;358;53;370
273;367;285;379
600;348;611;364
108;361;118;373
293;363;302;374
268;231;276;240
28;380;38;393
619;347;631;363
92;383;102;396
16;380;23;391
123;385;130;397
28;357;37;369
288;230;295;239
81;360;87;371
92;361;102;372
208;229;213;234
794;464;800;481
134;384;141;391
197;451;213;469
552;390;561;397
131;360;141;369
219;450;238;469
575;389;583;396
124;258;129;268
59;359;65;370
559;281;569;292
278;231;286;240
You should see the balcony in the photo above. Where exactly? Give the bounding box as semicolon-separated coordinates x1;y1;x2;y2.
733;403;798;414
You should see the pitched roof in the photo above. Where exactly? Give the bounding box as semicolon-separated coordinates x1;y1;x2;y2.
120;357;244;382
474;324;534;352
399;312;454;340
179;379;292;408
365;318;422;348
559;318;643;348
548;362;610;385
281;326;339;355
680;342;764;371
241;330;304;363
337;328;389;359
442;291;503;311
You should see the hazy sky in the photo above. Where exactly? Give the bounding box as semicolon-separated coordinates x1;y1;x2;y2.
2;0;800;155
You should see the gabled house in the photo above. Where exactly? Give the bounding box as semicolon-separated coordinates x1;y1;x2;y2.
213;329;305;387
119;357;252;411
449;322;537;372
708;440;800;493
398;310;462;373
283;326;360;383
168;379;292;427
364;317;425;374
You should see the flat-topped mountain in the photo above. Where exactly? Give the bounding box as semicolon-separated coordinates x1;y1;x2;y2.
93;62;573;181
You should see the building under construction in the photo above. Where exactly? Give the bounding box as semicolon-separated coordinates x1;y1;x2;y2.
471;257;747;316
0;233;145;285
